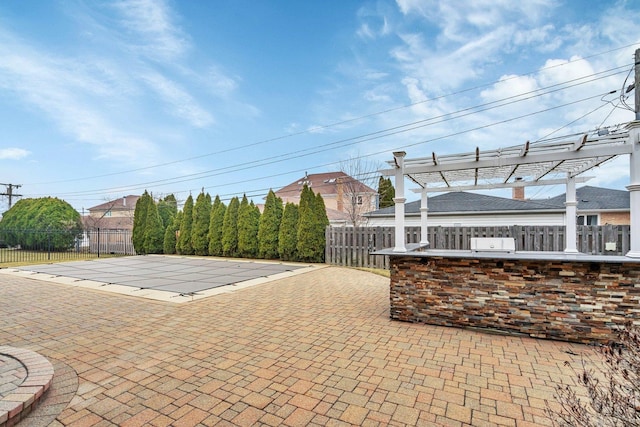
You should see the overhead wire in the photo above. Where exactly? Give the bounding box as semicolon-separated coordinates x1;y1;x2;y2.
47;67;630;199
25;42;640;186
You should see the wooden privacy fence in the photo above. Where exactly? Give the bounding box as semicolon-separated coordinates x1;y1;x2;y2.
325;225;631;269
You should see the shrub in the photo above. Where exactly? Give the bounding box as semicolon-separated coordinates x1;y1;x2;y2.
0;197;83;251
163;211;181;254
177;195;194;255
208;196;226;256
132;191;152;254
278;202;298;261
238;197;260;258
547;323;640;426
143;199;164;254
258;190;283;259
222;197;239;257
191;191;211;256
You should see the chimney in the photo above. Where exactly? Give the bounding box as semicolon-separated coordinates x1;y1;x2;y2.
512;178;525;200
337;177;344;212
123;196;126;207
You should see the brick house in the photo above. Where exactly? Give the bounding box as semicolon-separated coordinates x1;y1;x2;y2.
275;172;377;226
84;195;140;230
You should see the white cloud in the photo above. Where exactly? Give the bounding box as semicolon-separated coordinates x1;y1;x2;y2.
0;148;30;160
141;71;214;128
111;0;189;61
0;30;158;163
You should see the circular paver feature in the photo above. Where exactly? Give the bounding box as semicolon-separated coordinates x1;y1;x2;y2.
0;346;54;427
0;354;27;398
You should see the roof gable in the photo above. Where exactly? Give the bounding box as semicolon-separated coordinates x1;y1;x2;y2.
88;195;140;212
275;172;376;198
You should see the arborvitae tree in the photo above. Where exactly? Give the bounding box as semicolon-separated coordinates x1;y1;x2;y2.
177;194;194;255
314;192;329;261
378;176;395;209
297;185;327;262
208;196;226;256
258;190;283;259
296;185;315;261
157;194;178;231
238;198;260;258
222;196;239;257
143;198;164;254
278;202;299;261
132;190;152;254
238;195;260;258
191;191;212;256
163;211;181;254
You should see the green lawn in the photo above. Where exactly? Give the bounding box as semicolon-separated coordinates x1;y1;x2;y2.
0;248;123;268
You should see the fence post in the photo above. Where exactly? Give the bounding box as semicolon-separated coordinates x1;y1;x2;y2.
97;228;101;258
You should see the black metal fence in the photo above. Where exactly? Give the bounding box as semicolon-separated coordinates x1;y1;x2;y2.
0;229;135;265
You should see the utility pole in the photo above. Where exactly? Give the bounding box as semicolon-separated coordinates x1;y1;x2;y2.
636;48;640;120
0;183;23;209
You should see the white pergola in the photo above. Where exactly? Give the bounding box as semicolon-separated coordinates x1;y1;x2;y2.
380;121;640;257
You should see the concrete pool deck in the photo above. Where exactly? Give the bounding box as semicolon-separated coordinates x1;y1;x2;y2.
0;259;601;426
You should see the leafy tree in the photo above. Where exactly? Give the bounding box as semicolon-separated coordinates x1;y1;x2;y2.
297;185;327;262
278;202;298;261
238;197;260;258
222;196;239;257
177;194;194;255
258;190;283;259
157;194;178;231
143;198;164;254
163;211;181;254
208;196;226;256
378;176;395;209
191;191;211;256
0;197;83;251
132;191;152;253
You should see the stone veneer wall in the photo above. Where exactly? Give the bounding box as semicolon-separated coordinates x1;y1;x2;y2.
390;255;640;343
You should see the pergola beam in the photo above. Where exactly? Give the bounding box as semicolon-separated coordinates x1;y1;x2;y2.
410;176;593;193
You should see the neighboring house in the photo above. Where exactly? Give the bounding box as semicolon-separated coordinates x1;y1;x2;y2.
363;186;629;227
275;172;377;225
84;195;140;230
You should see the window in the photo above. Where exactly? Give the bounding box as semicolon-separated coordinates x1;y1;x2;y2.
577;214;597;225
352;195;363;205
104;210;112;217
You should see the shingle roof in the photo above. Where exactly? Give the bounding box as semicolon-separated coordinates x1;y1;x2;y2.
542;186;630;210
88;195;140;212
275;172;376;198
365;186;629;217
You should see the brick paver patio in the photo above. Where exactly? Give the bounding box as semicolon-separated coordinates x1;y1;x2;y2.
0;266;598;426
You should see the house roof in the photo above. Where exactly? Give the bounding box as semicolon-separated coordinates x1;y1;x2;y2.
88;195;140;212
543;186;630;210
275;172;376;199
365;186;629;216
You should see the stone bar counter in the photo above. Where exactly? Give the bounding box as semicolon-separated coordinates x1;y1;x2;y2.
376;247;640;343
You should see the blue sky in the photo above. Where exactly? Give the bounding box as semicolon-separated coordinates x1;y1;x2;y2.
1;0;639;213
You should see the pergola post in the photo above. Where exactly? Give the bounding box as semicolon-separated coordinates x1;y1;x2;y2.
564;175;579;254
420;187;429;246
626;121;640;258
393;151;406;252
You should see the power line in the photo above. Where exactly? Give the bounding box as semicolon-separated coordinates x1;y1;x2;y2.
50;89;624;202
25;43;640;187
42;68;628;199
